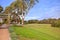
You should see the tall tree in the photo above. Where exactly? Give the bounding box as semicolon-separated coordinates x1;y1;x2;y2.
10;0;39;25
4;6;20;24
0;6;3;13
4;6;12;24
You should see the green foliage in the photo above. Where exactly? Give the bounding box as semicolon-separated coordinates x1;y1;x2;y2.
0;22;2;26
0;6;3;13
27;20;39;24
24;18;60;28
9;24;60;40
9;27;19;40
51;20;60;27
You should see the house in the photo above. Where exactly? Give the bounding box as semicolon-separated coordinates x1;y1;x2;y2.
0;14;8;23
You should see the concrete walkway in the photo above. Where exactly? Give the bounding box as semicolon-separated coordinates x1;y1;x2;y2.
0;24;10;40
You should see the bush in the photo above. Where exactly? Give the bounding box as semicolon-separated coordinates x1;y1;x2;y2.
0;23;2;26
9;27;19;40
51;20;60;27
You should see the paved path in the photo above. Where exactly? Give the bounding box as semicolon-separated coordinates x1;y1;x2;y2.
0;24;10;40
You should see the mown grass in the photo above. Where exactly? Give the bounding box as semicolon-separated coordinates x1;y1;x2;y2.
10;24;60;40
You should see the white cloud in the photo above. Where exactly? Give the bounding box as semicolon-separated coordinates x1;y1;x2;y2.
25;16;39;20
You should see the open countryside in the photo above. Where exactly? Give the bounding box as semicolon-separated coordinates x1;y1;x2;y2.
0;0;60;40
10;24;60;40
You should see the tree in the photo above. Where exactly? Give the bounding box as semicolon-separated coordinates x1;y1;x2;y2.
9;0;39;25
0;6;3;13
4;6;12;24
4;6;21;24
10;0;28;25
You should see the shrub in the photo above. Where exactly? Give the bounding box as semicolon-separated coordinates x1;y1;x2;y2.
9;27;18;40
0;23;2;26
51;20;60;27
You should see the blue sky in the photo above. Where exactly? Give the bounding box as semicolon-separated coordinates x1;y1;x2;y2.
0;0;60;20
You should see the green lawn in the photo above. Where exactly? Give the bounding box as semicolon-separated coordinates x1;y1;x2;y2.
10;24;60;40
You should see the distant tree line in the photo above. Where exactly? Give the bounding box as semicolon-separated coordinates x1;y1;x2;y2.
24;18;60;27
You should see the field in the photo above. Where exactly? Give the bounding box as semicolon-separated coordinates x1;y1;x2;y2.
10;24;60;40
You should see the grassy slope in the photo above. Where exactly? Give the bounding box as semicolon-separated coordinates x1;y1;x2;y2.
11;24;60;40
